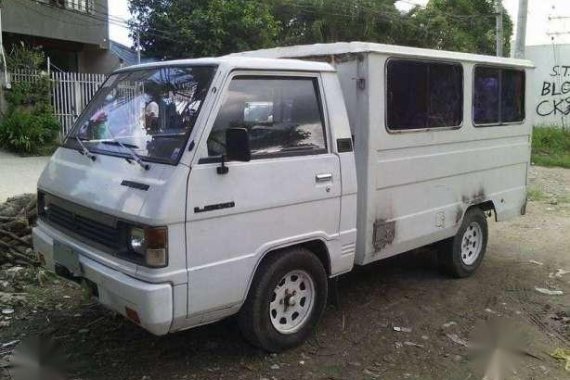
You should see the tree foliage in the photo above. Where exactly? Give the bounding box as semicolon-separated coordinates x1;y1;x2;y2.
128;0;513;59
269;0;402;45
400;0;512;56
129;0;280;59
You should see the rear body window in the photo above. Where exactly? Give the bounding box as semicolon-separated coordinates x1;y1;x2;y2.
386;60;463;131
473;66;525;125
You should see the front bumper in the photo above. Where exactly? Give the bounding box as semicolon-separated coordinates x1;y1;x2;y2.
32;225;173;335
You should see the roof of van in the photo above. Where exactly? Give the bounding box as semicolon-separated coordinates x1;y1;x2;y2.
229;41;535;69
114;56;336;73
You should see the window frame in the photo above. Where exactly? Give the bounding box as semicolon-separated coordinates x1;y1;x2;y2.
198;71;330;164
472;64;526;127
384;57;465;134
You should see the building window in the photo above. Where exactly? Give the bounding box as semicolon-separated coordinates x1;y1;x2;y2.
386;60;463;131
473;66;525;125
204;76;327;160
40;0;94;13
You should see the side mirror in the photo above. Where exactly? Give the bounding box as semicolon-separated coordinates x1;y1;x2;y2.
226;127;251;162
217;128;251;175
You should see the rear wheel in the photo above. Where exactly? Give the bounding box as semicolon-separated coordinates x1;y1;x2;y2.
438;207;488;278
238;247;328;352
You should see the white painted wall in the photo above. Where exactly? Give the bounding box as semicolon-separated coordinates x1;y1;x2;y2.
526;44;570;128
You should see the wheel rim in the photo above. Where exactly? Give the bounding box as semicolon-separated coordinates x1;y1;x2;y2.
269;270;315;335
461;221;483;266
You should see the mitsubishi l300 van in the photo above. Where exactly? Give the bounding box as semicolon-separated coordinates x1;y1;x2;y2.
33;42;533;352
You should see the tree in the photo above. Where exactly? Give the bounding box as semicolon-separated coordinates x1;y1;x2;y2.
399;0;513;56
129;0;512;59
129;0;280;59
270;0;403;46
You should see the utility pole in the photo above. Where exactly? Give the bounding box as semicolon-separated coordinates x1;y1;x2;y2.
495;0;504;57
136;30;141;65
0;6;10;90
514;0;529;58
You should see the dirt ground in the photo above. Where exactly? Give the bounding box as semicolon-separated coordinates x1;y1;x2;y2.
1;166;569;380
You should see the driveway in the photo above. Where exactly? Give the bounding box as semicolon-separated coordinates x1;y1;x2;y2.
0;150;50;203
0;166;569;380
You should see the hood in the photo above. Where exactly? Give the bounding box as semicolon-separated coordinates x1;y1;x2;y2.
38;147;189;225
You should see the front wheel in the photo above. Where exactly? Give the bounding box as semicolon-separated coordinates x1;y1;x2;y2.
238;247;328;352
438;207;488;278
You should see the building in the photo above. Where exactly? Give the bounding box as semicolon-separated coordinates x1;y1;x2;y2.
1;0;122;73
110;40;155;68
526;44;570;128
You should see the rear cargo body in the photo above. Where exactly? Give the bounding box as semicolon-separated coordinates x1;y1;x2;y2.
233;42;534;266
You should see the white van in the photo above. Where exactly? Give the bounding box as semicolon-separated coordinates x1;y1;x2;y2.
33;42;533;352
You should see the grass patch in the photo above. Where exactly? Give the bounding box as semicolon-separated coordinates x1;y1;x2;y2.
532;126;570;168
527;188;547;202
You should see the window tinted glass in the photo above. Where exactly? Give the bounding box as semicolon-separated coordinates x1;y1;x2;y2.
474;66;525;125
387;60;463;130
473;67;500;124
428;63;463;128
501;69;525;123
206;77;326;158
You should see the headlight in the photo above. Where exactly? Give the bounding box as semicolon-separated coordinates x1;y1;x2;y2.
128;226;168;267
129;227;146;256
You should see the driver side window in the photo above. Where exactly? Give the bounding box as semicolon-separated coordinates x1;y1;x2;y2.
204;75;327;160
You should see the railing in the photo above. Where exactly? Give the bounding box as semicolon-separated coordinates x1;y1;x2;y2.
35;0;94;14
52;71;107;136
8;70;106;136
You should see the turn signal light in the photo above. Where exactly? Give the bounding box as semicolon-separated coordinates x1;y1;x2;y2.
128;226;168;268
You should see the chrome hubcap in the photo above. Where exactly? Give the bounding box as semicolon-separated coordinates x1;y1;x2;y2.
269;270;315;334
461;222;483;265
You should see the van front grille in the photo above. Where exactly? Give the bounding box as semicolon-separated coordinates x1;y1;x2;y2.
40;193;124;251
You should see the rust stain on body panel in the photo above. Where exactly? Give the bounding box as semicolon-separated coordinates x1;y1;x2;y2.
462;187;486;205
373;219;396;252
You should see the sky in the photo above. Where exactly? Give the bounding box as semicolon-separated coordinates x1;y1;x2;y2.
108;0;570;50
108;0;132;46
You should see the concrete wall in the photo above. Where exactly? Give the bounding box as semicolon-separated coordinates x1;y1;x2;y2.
526;44;570;128
2;0;108;48
78;47;121;74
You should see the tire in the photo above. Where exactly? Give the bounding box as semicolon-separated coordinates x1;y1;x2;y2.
238;247;328;352
438;207;488;278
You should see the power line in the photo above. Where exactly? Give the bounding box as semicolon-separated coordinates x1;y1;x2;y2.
22;0;184;45
397;0;497;19
18;0;502;54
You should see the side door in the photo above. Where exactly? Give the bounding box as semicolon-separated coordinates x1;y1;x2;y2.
185;71;341;320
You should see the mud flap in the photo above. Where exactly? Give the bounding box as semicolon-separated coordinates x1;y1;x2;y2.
328;277;339;309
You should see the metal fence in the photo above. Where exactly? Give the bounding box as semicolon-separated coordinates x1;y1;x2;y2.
8;70;106;136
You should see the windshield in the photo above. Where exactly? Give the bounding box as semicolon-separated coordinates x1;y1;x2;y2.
66;65;216;164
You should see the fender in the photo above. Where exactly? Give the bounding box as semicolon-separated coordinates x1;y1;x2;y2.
240;233;335;308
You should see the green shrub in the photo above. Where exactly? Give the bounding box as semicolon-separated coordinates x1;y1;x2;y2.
0;111;60;154
5;76;52;114
531;126;570;168
0;44;60;155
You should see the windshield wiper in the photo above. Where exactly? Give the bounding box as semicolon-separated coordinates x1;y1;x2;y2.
74;136;96;161
97;122;151;170
102;139;150;171
101;140;140;149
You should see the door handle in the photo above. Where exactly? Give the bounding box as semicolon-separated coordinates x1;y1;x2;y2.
315;173;333;183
